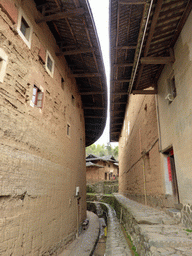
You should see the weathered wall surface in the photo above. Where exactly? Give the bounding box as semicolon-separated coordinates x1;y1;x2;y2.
157;11;192;226
0;0;86;255
119;94;165;207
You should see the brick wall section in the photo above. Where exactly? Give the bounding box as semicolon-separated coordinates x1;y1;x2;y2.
119;94;165;207
0;0;86;255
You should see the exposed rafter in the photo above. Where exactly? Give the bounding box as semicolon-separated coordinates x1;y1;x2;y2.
80;91;104;95
135;0;164;89
56;48;94;56
114;63;134;67
85;116;105;119
36;8;84;23
140;56;174;65
112;79;130;83
132;89;157;94
114;45;137;50
119;0;146;4
111;102;127;105
70;73;102;78
83;107;105;110
111;91;128;95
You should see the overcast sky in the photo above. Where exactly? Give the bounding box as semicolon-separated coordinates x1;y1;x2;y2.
89;0;116;146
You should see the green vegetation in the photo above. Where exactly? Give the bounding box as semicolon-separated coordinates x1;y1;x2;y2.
86;143;119;159
185;229;192;233
123;227;139;256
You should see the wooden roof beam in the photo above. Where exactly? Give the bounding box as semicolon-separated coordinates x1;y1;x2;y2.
56;48;94;56
132;89;157;94
80;91;104;95
70;73;102;78
119;0;146;4
112;79;130;83
114;45;137;50
111;92;128;95
135;0;164;89
36;8;84;23
83;107;105;110
114;63;133;68
170;0;192;47
85;116;105;119
111;102;127;104
140;56;174;65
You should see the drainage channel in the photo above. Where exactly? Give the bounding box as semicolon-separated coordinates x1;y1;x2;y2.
87;201;133;256
87;201;107;256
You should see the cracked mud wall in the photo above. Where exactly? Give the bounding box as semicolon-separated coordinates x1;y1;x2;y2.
118;94;165;208
0;0;86;255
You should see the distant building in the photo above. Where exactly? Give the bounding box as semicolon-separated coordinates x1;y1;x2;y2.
86;154;119;183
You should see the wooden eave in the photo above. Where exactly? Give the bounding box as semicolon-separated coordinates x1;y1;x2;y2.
34;0;107;147
110;0;192;142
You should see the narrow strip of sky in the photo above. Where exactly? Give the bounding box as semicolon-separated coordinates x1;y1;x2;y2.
89;0;110;145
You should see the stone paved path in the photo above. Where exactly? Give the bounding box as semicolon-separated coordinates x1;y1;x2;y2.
115;194;192;256
59;211;99;256
102;202;132;256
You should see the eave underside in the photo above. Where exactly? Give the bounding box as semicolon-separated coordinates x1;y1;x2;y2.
110;0;192;142
34;0;108;146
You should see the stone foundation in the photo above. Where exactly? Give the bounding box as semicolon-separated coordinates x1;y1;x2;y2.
86;181;119;194
181;204;192;229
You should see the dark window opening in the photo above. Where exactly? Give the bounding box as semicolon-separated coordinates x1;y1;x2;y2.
47;55;53;72
72;95;75;106
20;17;30;40
61;77;64;90
67;124;70;136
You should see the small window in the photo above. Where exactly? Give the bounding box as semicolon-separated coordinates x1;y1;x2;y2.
72;95;75;106
45;51;54;77
61;77;64;90
20;17;30;39
17;9;33;48
0;48;8;83
67;124;70;136
31;85;44;108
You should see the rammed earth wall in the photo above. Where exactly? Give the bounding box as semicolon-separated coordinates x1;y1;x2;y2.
0;0;86;255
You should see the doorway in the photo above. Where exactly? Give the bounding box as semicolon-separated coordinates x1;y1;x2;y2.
165;148;180;204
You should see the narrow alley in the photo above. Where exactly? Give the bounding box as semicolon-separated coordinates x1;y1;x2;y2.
1;0;192;255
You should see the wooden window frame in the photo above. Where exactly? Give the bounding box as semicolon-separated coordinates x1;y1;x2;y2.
45;51;54;77
31;85;44;108
17;8;33;48
0;48;8;83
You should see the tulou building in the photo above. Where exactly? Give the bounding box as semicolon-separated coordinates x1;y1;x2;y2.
110;0;192;228
0;0;107;255
86;154;119;183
